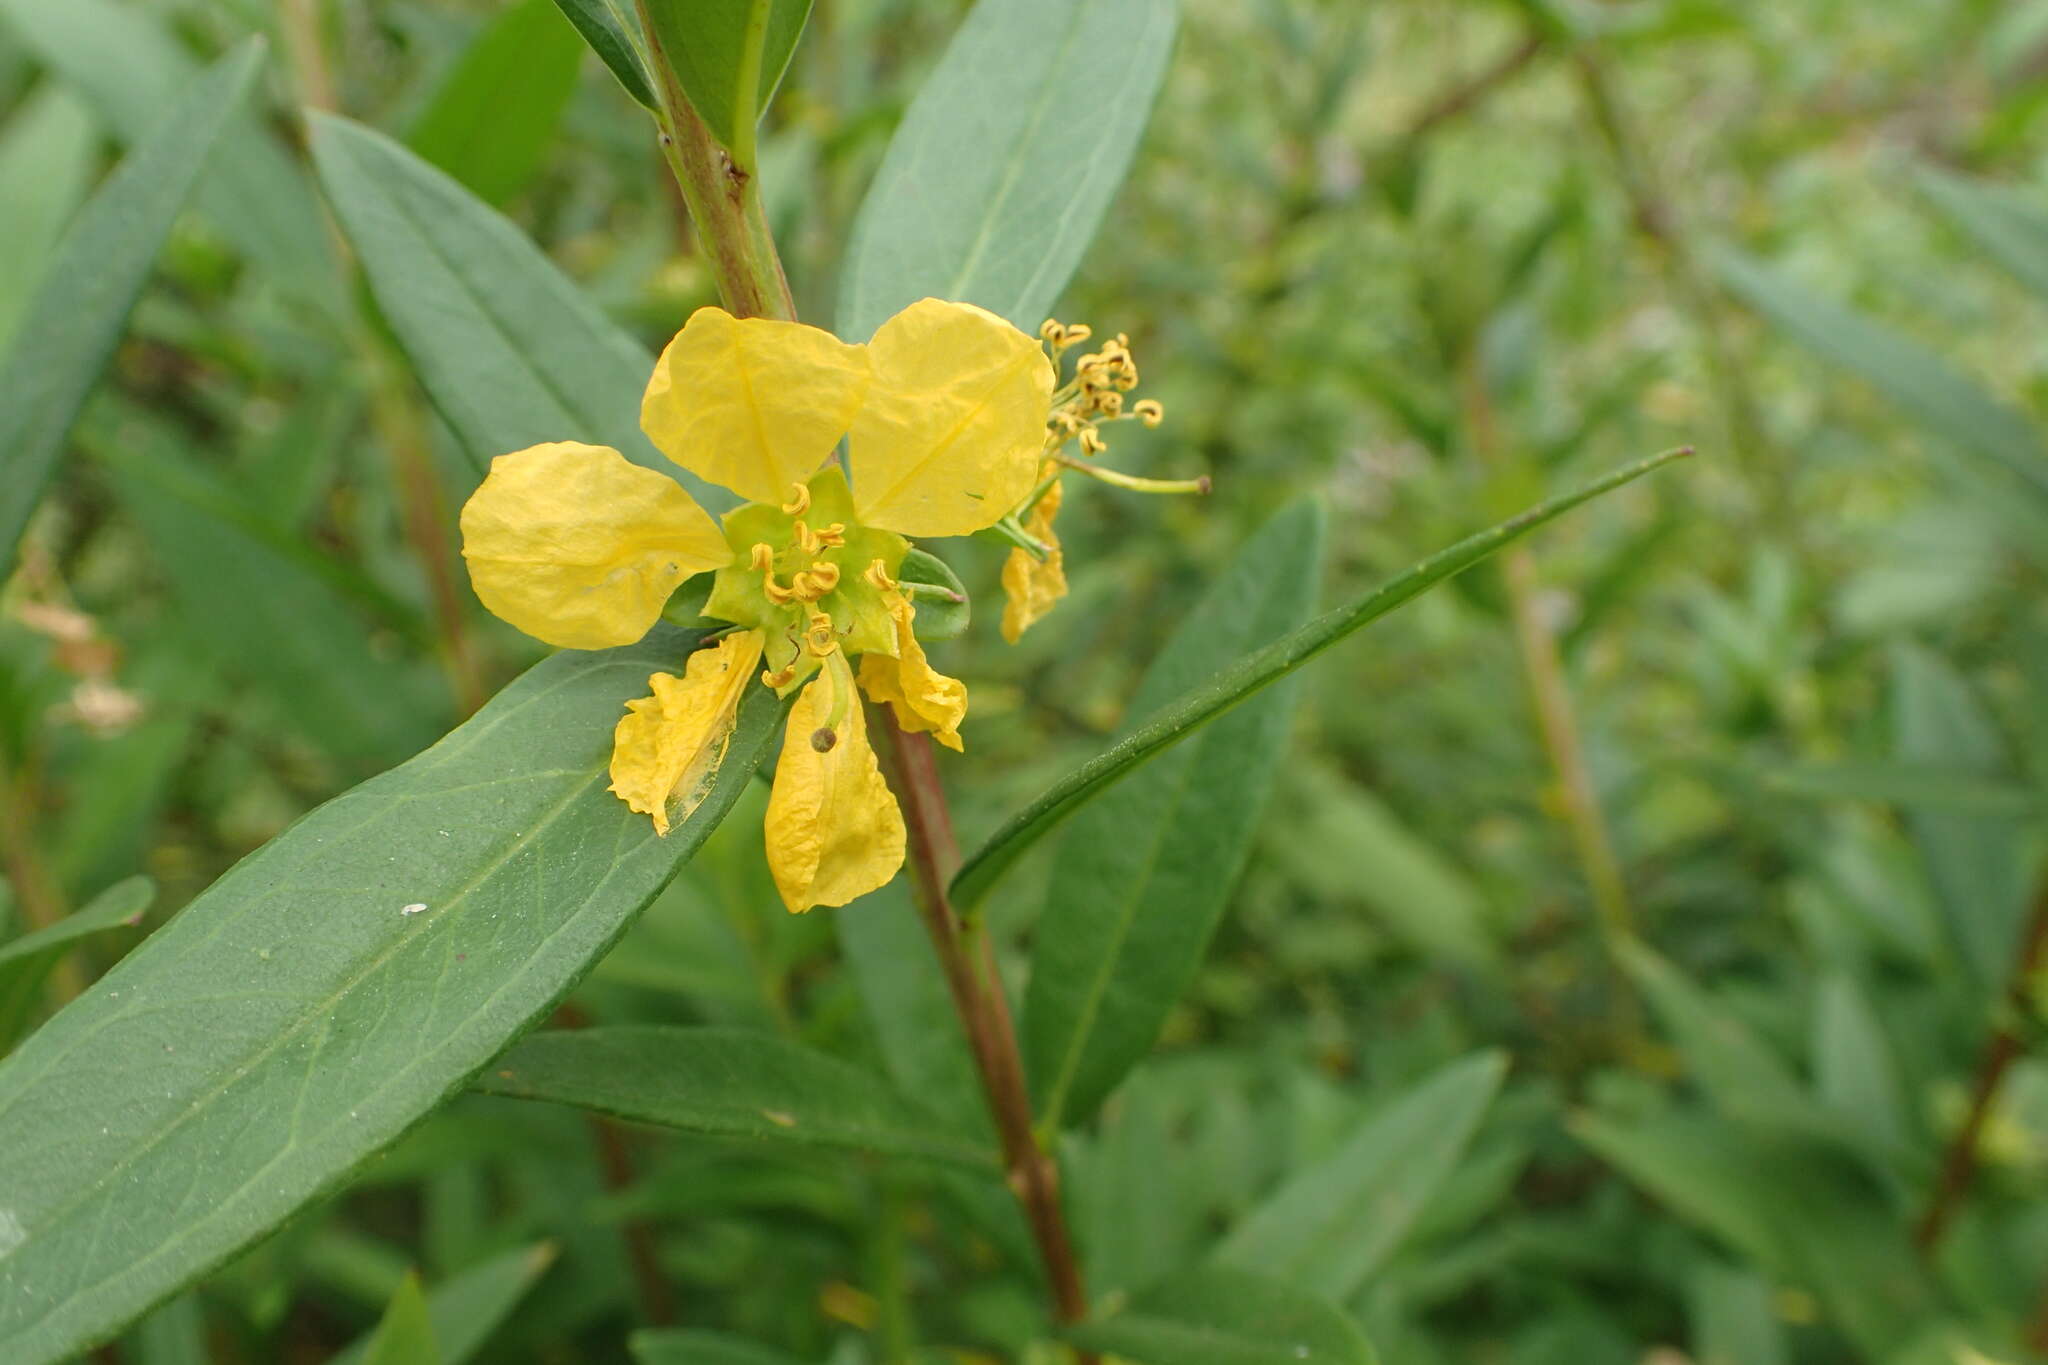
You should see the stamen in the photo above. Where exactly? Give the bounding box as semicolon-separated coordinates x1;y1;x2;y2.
805;561;841;593
748;542;776;572
815;522;847;548
864;558;899;591
804;610;838;657
794;520;822;555
1079;427;1107;457
761;663;798;688
1133;398;1164;427
781;482;811;516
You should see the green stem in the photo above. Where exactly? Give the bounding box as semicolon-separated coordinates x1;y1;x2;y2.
635;0;793;321
728;0;773;176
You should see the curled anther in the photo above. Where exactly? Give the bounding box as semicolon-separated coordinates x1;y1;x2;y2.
864;558;898;591
805;560;841;593
748;542;776;572
816;522;847;548
793;520;822;555
804;611;838;657
1079;427;1107;457
761;663;798;688
1133;398;1164;427
781;482;811;516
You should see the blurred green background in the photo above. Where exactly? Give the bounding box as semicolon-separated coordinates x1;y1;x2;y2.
3;0;2048;1360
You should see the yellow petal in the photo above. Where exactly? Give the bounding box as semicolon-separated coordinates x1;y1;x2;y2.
460;442;728;650
763;676;905;912
608;631;764;836
642;306;871;506
1000;472;1066;643
858;592;966;751
848;298;1053;537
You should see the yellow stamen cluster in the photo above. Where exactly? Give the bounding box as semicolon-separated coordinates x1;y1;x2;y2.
1040;319;1161;462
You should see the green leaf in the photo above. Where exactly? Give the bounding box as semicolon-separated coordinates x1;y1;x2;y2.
1686;1262;1789;1365
1913;164;2048;304
97;434;446;769
1889;643;2032;985
1572;1110;1932;1356
122;1294;206;1365
1211;1051;1505;1301
631;1328;813;1364
835;0;1180;340
305;113;729;508
949;449;1690;911
1616;942;1812;1123
0;626;783;1361
360;1274;442;1365
1712;246;2048;510
0;877;153;1051
0;85;96;351
1065;1266;1377;1365
835;884;990;1139
0;42;259;580
0;0;339;312
410;0;585;206
1758;760;2041;814
641;0;814;152
897;548;969;641
331;1243;558;1365
1811;971;1915;1163
474;1026;997;1169
1024;498;1324;1128
551;0;659;109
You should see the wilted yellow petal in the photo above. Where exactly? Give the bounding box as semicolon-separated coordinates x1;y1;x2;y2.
642;307;871;505
763;675;905;912
858;592;966;751
848;299;1052;537
1000;473;1066;643
608;631;764;836
460;442;728;650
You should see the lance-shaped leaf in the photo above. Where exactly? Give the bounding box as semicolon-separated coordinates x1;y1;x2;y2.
409;0;585;206
640;0;814;152
0;626;783;1362
1024;498;1324;1129
836;0;1180;340
306;114;729;509
1913;164;2048;305
632;1330;811;1365
551;0;658;108
0;42;259;579
330;1243;557;1365
949;449;1691;911
1211;1051;1505;1300
0;878;153;1052
1712;247;2048;512
0;0;338;312
1064;1266;1377;1365
474;1026;997;1170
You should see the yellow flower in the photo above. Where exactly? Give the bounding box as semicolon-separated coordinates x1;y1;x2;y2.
459;299;1051;912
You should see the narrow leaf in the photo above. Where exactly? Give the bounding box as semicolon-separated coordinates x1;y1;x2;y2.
306;113;727;507
0;0;339;311
0;877;153;1050
331;1243;557;1365
0;42;259;579
1713;246;2048;508
475;1026;997;1169
1212;1051;1505;1300
1065;1265;1377;1365
835;0;1179;340
950;449;1690;911
0;626;782;1361
360;1274;442;1365
1913;164;2048;304
1024;498;1324;1128
551;0;659;108
0;86;96;350
410;0;585;206
641;0;814;150
1890;643;2032;984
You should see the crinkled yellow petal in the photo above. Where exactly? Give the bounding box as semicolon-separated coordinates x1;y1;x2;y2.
642;306;871;506
608;631;764;836
858;591;966;751
460;442;729;650
1000;472;1066;643
848;298;1053;537
763;676;905;912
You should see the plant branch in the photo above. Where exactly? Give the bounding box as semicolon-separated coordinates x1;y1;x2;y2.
1914;875;2048;1253
875;718;1095;1340
1401;31;1546;144
642;45;1094;1345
